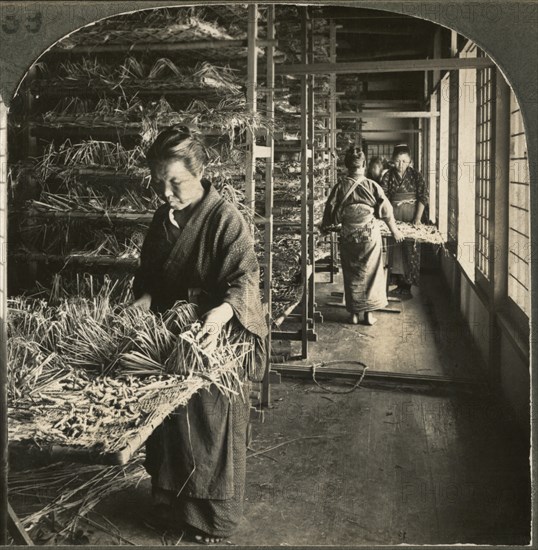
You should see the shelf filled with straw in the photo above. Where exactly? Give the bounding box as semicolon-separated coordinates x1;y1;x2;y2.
30;96;273;147
31;58;244;97
53;6;255;63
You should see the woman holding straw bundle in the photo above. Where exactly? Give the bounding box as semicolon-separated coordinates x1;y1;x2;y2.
131;125;267;544
321;146;403;325
381;144;429;298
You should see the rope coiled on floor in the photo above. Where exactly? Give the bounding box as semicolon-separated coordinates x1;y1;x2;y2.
311;360;368;394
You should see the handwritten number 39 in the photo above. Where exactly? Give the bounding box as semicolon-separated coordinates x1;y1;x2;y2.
2;13;42;34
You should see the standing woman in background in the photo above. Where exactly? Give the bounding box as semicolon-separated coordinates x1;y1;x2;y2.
381;144;429;297
321;146;403;325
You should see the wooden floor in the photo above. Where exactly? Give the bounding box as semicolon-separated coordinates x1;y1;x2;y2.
277;270;484;379
78;270;532;545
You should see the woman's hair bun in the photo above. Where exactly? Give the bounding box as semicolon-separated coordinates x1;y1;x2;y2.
170;124;193;138
146;124;207;176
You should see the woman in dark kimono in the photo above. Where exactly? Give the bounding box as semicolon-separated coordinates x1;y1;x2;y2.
131;125;267;543
322;146;403;325
381;144;429;297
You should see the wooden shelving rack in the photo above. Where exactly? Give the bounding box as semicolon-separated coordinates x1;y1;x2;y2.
8;4;340;412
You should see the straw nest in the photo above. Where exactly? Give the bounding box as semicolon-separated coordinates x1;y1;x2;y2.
8;289;255;456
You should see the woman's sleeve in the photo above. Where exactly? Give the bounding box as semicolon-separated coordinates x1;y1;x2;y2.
380;171;392;199
373;181;395;222
214;208;268;382
415;171;429;206
214;209;268;341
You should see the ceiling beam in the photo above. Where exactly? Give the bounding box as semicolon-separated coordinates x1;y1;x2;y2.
336;111;438;119
360;129;423;133
337;28;426;36
276;57;493;76
337;99;422;105
312;11;413;20
335;51;424;62
337;90;423;101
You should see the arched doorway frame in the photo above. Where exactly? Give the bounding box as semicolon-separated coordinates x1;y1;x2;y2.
0;1;536;543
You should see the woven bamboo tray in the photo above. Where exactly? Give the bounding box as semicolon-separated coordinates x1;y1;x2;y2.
379;221;447;246
9;376;208;466
56;17;243;48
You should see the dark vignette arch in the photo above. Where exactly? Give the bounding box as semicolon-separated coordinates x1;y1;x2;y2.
0;1;536;544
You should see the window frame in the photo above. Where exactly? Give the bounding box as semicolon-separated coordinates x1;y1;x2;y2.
474;59;497;294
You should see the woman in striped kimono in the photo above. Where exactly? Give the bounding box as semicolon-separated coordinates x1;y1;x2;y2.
131;125;267;544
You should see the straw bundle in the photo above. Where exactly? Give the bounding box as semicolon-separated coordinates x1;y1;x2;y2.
9;456;148;542
8;293;254;456
47;273;134;305
35;140;148;185
17;217;146;259
7;338;67;402
36;96;271;155
27;185;161;213
40;96;146;128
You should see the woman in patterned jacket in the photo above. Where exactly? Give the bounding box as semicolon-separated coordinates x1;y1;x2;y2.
381;144;429;297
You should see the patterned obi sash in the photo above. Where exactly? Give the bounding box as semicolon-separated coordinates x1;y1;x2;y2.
340;203;376;243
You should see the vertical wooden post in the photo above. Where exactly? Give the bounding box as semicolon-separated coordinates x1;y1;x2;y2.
300;7;309;358
428;90;438;223
491;71;510;304
261;5;275;407
489;71;510;387
417;119;423;173
438;74;450;239
432;28;442;89
245;4;258;214
450;30;458;57
24;68;38;287
0;96;8;546
328;19;337;282
307;9;316;331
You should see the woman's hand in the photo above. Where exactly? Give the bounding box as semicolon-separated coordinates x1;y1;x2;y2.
129;293;152;311
392;229;404;243
385;219;404;243
413;202;425;225
195;302;234;353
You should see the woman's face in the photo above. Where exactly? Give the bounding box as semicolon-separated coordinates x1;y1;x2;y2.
151;158;203;209
394;153;411;175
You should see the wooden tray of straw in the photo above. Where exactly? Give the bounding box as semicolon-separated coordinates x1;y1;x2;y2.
379;221;446;247
32;59;243;95
8;297;254;465
55;10;244;48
